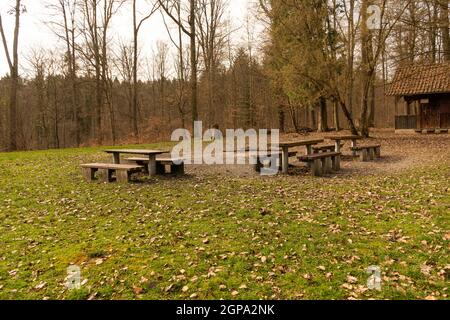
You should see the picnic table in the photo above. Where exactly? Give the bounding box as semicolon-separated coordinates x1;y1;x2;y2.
328;135;363;156
104;149;167;176
272;139;324;174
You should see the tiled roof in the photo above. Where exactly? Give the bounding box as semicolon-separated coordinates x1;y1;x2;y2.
386;62;450;96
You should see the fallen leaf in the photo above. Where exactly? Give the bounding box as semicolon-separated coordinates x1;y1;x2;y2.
347;276;358;284
34;282;47;291
133;286;144;295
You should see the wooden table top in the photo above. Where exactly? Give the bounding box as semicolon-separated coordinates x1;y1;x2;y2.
328;135;363;141
273;139;324;148
104;149;167;155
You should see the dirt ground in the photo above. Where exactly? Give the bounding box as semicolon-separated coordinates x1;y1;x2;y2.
185;129;450;177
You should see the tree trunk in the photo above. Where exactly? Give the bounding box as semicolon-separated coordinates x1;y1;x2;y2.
333;99;340;131
341;103;358;135
441;0;450;61
346;0;355;117
190;0;198;132
317;97;328;132
309;104;316;130
132;0;139;138
359;0;372;137
1;0;21;151
368;70;376;128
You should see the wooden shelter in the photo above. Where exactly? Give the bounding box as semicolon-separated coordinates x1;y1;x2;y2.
386;62;450;131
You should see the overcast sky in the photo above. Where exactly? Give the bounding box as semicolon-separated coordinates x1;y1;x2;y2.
0;0;263;78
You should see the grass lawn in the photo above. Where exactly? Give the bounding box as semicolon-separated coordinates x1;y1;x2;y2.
0;142;448;300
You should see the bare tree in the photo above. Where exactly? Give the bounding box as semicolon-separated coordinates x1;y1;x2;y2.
115;43;134;129
154;40;169;119
47;0;81;145
195;0;228;127
0;0;23;151
78;0;123;143
162;2;189;128
159;0;198;131
359;0;411;137
79;0;103;143
132;0;159;138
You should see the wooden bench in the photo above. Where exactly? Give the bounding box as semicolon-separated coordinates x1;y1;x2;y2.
126;157;185;175
298;152;341;176
312;144;343;153
351;144;381;161
81;163;143;183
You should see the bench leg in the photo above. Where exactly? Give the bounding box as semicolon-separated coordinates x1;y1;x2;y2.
156;163;166;175
358;149;368;162
171;164;185;175
351;140;358;157
311;159;322;177
375;147;381;158
368;148;375;161
98;169;113;183
116;170;131;183
332;155;341;171
130;161;149;174
335;141;341;153
322;157;332;174
148;155;157;176
281;147;289;174
113;153;120;164
253;157;262;173
82;168;96;182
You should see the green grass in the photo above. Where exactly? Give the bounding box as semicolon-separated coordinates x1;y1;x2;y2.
0;143;448;300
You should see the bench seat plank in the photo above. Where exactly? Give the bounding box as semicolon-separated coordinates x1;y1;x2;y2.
351;144;381;151
313;144;343;153
80;163;143;183
81;163;143;170
126;157;185;164
298;152;341;161
126;157;185;175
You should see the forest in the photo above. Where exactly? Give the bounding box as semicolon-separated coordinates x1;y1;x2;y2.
0;0;449;151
